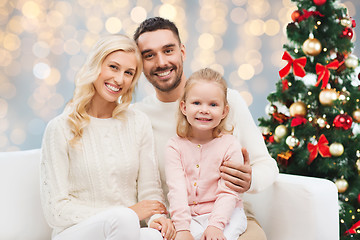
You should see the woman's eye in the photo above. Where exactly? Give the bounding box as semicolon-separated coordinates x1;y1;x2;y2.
125;71;134;76
110;65;118;70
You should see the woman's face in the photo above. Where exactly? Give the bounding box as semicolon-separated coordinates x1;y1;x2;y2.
93;50;137;105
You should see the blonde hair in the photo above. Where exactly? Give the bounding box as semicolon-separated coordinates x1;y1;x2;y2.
67;34;143;146
176;68;233;139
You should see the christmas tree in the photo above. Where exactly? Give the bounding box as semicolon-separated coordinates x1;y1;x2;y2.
258;0;360;238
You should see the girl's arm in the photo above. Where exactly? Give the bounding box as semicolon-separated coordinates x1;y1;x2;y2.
165;137;193;232
209;137;243;230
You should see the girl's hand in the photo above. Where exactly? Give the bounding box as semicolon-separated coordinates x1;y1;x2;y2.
175;230;194;240
129;200;167;220
200;226;226;240
150;216;176;240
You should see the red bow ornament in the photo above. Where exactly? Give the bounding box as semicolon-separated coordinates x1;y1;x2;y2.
307;134;331;164
279;51;307;78
345;220;360;235
315;60;340;89
291;116;307;127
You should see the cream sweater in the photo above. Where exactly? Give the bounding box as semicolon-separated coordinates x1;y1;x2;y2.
133;88;279;214
40;108;164;236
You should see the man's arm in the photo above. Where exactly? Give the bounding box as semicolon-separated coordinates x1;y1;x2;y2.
221;89;279;194
220;148;251;193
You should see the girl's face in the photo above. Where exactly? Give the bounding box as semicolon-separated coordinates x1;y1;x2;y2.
92;50;137;105
180;80;229;136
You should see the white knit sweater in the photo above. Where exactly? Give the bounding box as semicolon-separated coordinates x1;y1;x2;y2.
40;108;164;236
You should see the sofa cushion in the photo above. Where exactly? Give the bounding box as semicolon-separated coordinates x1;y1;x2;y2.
0;149;52;240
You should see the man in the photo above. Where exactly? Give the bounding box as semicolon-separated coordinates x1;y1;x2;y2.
133;17;279;240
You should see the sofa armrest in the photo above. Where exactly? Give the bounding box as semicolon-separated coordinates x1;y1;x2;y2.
243;173;339;240
0;149;52;240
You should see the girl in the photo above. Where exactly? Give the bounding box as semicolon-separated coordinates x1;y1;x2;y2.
165;68;247;240
40;35;175;240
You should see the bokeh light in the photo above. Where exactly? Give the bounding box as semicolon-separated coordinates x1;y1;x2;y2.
0;0;359;152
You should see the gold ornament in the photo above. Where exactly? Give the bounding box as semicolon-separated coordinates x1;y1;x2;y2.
338;90;350;104
335;178;348;193
319;89;338;106
274;125;288;140
341;18;353;27
289;102;307;117
345;55;358;69
329;142;344;157
286;135;300;148
302;37;322;56
316;117;327;128
356;159;360;174
353;109;360;123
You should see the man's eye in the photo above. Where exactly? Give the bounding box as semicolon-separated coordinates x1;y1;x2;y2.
144;53;154;59
165;49;173;54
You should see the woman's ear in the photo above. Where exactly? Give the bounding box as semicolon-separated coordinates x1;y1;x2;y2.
222;104;229;119
180;100;187;116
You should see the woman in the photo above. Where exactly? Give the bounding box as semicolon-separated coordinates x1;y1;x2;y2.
40;34;175;240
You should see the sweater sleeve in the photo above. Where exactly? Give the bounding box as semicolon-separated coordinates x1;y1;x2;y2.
40;116;103;232
135;111;165;225
208;137;243;230
165;137;192;232
227;89;279;193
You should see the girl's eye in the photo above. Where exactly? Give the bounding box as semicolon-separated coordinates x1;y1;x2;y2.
210;103;217;107
193;101;200;105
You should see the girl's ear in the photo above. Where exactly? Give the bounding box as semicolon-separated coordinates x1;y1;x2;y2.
222;104;229;119
180;100;187;116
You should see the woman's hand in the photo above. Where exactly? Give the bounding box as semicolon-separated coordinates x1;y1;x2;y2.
220;148;252;193
129;200;167;220
200;226;226;240
150;216;176;240
175;230;194;240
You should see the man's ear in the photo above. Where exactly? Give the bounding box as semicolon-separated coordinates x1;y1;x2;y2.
180;44;186;61
222;104;229;119
180;100;187;116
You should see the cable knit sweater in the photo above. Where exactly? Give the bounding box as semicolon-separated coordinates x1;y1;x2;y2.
40;108;164;236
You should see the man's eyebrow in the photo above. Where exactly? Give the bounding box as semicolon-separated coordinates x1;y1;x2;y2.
141;43;177;56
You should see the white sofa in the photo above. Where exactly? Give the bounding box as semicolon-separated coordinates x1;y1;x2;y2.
0;149;339;240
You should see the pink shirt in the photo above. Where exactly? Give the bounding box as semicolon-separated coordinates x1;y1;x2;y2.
165;134;244;231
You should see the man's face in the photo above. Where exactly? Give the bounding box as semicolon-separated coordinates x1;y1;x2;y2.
136;29;185;93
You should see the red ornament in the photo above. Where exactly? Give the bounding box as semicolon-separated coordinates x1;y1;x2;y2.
333;114;353;130
352;18;356;28
291;10;302;22
313;0;326;6
342;27;353;39
358;193;360;204
358;72;360;80
307;134;331;164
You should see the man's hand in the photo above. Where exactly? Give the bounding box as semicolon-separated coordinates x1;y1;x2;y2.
220;148;252;193
150;216;176;240
175;230;194;240
200;226;226;240
129;200;167;220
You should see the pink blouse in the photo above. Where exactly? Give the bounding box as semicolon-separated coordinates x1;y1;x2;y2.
165;134;244;231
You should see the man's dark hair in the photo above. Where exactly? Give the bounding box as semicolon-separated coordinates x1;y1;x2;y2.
133;17;181;44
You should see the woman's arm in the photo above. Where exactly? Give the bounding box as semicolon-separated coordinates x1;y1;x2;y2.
40;116;102;231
